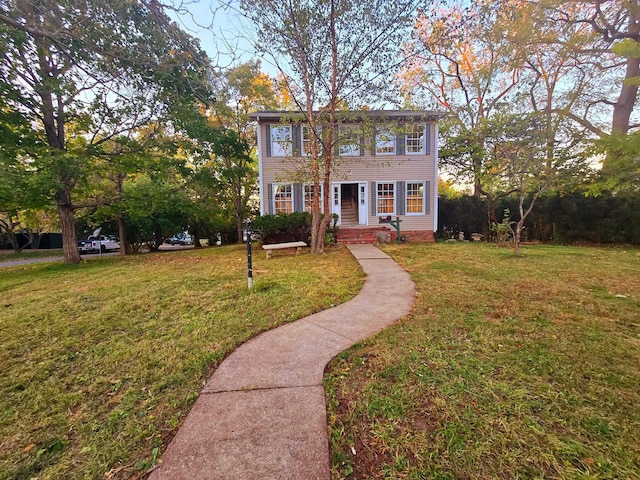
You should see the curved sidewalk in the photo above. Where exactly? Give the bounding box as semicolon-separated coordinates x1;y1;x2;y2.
149;244;416;480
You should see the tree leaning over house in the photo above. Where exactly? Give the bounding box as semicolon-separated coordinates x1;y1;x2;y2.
0;0;214;263
238;0;423;253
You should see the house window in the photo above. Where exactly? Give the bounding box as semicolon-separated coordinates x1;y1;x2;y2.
339;126;360;156
376;182;395;215
271;125;292;157
406;181;426;215
303;184;323;213
301;126;312;156
301;125;322;156
375;130;396;155
273;184;293;213
405;124;425;154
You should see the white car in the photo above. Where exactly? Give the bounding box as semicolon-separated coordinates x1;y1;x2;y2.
78;235;120;253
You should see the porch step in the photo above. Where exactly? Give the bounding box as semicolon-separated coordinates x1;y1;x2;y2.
336;227;390;245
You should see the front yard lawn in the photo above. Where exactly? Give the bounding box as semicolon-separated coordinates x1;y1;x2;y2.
0;245;363;479
326;243;640;480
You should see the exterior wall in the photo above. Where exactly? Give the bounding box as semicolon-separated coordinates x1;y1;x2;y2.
255;114;439;234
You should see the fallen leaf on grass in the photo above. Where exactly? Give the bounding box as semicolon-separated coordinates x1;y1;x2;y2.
23;443;35;453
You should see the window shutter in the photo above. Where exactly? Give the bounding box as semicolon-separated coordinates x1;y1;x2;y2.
293;183;303;212
371;182;376;216
371;129;377;156
266;183;273;214
293;125;301;156
266;125;272;157
359;134;365;156
397;181;405;215
396;131;405;156
425;181;431;214
425;124;431;155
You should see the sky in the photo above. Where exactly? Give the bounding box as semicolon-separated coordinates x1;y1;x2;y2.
170;0;280;76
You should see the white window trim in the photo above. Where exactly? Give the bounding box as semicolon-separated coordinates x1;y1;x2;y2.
405;181;426;216
303;183;324;213
339;126;360;157
271;125;292;157
375;130;396;155
272;183;294;214
375;181;396;216
301;125;322;157
405;124;426;155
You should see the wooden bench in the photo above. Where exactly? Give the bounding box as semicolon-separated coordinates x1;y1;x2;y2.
261;241;307;259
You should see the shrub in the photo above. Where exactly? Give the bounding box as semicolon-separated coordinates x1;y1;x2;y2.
251;212;312;244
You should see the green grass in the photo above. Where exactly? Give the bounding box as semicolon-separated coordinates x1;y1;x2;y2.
0;249;64;261
0;245;364;480
325;243;640;480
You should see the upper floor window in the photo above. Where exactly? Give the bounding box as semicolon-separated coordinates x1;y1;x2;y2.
271;125;292;157
339;126;360;156
405;124;425;154
300;125;322;157
375;130;396;155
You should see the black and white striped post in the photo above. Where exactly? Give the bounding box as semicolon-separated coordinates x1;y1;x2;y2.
244;219;253;289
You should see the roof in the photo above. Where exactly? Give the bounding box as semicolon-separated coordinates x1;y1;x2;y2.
248;110;444;123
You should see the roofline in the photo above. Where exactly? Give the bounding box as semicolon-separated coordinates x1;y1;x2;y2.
248;109;445;123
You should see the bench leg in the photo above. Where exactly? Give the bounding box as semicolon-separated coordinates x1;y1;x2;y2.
295;247;301;255
266;250;272;260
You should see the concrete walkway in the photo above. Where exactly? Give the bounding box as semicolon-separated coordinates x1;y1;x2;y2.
149;244;416;480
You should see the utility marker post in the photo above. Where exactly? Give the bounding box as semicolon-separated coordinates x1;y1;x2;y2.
244;219;253;289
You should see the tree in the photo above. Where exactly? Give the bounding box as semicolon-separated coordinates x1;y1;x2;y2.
238;0;423;253
529;0;640;182
402;1;523;196
0;0;214;263
485;112;591;254
211;61;278;241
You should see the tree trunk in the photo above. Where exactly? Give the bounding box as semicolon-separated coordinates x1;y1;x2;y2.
612;9;640;136
513;221;523;256
117;215;129;255
57;190;81;264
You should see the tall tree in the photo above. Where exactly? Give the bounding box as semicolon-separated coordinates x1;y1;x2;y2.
238;0;423;253
212;60;278;241
531;0;640;179
402;0;523;197
0;0;214;263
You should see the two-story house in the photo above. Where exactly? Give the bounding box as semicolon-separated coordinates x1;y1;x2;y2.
249;110;442;243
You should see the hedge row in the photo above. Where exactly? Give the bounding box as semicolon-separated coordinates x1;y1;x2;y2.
439;192;640;245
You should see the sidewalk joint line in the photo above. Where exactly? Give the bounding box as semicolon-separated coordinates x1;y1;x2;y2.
201;384;322;395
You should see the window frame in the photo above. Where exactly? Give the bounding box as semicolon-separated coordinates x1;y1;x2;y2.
405;181;426;216
375;181;396;216
303;183;324;213
270;125;292;157
301;125;322;157
273;183;294;214
338;125;361;157
405;124;425;155
375;129;396;155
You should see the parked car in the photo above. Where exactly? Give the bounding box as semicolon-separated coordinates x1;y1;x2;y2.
78;235;120;253
165;232;193;245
